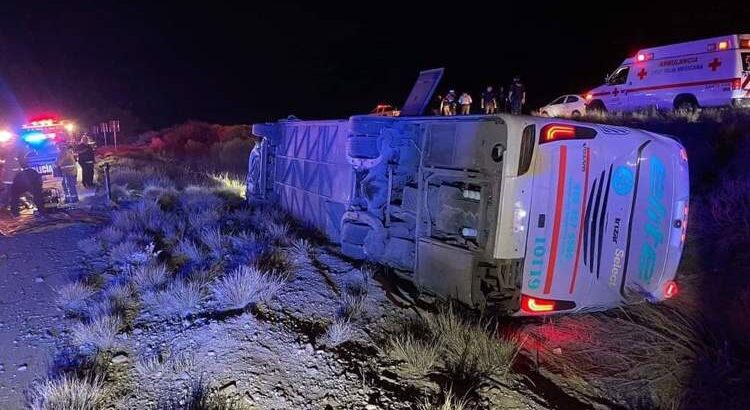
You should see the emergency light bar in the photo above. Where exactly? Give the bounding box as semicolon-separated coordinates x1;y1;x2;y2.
636;52;654;62
0;130;12;143
540;123;597;144
21;131;48;145
741;39;750;49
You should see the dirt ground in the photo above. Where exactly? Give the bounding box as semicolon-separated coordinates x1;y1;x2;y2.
0;219;97;408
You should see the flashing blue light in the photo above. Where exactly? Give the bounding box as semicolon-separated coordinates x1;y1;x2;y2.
21;132;47;145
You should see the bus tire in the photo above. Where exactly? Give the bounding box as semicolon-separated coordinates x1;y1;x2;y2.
674;95;698;113
586;100;606;113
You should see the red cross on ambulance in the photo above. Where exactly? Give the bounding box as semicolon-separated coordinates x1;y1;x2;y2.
708;57;722;71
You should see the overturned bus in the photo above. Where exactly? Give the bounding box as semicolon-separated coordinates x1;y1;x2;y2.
247;113;689;316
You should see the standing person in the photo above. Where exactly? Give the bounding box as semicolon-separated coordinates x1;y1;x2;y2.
432;94;444;116
55;145;78;204
508;76;526;115
76;135;95;188
442;90;457;116
1;139;27;211
497;86;507;113
481;86;497;114
458;92;473;115
10;158;45;217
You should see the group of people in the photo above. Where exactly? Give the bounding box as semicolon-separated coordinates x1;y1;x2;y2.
436;76;527;116
0;134;96;217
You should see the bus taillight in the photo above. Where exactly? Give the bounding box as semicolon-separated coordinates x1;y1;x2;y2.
540;123;598;144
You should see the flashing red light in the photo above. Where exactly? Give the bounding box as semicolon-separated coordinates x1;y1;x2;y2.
741;39;750;49
521;295;556;313
585;93;593;101
664;281;679;299
637;53;646;62
718;40;729;50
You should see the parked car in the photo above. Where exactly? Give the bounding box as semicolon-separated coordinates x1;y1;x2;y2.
370;104;400;117
538;95;586;118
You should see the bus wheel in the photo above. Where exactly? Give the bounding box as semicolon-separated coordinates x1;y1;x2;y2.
674;95;698;113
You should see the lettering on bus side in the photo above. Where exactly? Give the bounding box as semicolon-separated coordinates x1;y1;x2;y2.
562;177;582;261
528;237;547;290
638;157;667;284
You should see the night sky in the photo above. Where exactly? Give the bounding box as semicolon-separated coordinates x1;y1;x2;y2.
0;1;748;130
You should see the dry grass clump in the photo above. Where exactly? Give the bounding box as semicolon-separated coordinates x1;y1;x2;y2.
386;334;441;379
72;315;122;352
324;318;355;346
417;389;469;410
210;265;284;311
56;282;96;318
521;302;745;408
26;375;105;410
132;263;170;293
209;172;246;198
384;307;518;388
145;280;207;318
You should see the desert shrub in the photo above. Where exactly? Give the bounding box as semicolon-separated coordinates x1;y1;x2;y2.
111;210;140;234
174;239;207;267
521;303;748;409
102;282;137;315
132;263;170;292
26;375;105;410
426;309;517;383
109;184;131;202
72;315;121;352
159;375;248;410
97;226;124;245
386;334;441;379
110;167;149;190
417;389;468;410
336;292;365;321
56;282;96;318
109;241;157;270
146;280;206;318
136;351;196;377
324;318;354;346
706;176;750;255
199;227;225;260
77;238;103;258
209;172;246;198
210;265;284;311
264;221;290;243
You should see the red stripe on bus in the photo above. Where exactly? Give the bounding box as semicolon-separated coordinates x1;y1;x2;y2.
544;146;567;294
569;147;591;294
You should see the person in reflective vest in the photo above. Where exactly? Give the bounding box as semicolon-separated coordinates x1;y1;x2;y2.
56;144;79;204
459;92;473;115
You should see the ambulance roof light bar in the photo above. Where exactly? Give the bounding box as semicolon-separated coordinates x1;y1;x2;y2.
636;52;654;62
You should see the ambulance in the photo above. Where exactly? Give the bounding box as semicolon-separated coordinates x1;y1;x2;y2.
248;114;690;315
586;34;750;112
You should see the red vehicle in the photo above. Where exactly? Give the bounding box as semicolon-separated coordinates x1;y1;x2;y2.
370;104;401;117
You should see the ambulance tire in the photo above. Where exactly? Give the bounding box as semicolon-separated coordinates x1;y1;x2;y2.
587;100;606;113
674;95;698;113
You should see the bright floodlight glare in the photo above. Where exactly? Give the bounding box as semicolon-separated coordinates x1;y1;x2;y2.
0;130;12;143
64;123;75;132
22;132;47;145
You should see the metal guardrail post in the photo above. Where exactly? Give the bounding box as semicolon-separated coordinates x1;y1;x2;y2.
103;163;112;203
